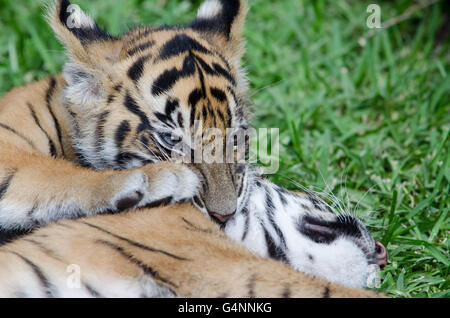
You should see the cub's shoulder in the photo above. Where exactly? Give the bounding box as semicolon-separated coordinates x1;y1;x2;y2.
0;75;64;107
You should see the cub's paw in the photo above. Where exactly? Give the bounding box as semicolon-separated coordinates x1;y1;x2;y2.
142;164;200;205
97;163;200;213
111;171;148;211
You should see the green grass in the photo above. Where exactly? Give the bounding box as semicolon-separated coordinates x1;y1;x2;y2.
0;0;449;297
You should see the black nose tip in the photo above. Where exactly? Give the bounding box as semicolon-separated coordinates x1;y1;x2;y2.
209;211;235;224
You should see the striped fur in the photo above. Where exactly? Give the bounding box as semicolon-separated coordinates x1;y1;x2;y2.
0;204;382;298
0;0;384;297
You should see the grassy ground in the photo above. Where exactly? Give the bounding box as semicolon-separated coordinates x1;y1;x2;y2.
0;0;448;297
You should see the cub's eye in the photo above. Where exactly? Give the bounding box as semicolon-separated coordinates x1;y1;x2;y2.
235;164;245;174
159;132;181;147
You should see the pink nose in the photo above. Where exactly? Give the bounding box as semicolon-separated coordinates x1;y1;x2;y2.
374;241;388;269
209;212;235;224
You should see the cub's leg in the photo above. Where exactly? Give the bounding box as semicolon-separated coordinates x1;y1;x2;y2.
0;204;382;298
0;143;199;231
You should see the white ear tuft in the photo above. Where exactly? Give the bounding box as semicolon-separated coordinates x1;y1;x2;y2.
64;3;96;30
197;0;223;19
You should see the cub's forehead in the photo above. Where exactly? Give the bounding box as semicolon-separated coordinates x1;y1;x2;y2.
123;27;226;62
117;27;241;131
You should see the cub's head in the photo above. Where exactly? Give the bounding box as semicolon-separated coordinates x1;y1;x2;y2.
49;0;250;220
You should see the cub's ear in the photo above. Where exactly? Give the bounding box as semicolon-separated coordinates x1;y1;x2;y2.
191;0;248;58
47;0;125;107
47;0;123;69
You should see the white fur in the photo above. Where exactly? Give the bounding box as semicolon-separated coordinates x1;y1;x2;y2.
225;178;376;289
65;4;95;30
197;0;223;19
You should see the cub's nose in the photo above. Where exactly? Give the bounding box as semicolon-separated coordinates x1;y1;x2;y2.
209;211;236;224
374;241;388;269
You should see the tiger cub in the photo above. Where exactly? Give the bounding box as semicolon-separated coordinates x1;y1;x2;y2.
0;0;387;295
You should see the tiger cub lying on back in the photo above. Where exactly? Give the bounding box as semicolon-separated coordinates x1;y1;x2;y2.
0;0;387;297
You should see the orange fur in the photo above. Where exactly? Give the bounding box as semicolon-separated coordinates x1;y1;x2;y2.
0;0;386;298
0;204;383;297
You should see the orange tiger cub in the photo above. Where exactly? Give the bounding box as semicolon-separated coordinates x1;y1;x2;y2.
0;0;387;297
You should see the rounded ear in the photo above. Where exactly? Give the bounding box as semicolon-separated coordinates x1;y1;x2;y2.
47;0;123;68
47;0;124;108
191;0;248;59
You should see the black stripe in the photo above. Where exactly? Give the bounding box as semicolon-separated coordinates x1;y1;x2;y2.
113;83;123;92
0;228;29;246
164;99;179;117
0;122;37;150
282;284;292;298
107;94;116;104
22;238;64;262
10;252;56;297
194;56;236;85
80;221;189;261
159;34;211;60
82;282;103;297
27;103;57;157
127;40;155;56
277;188;288;206
193;195;204;209
188;89;203;127
26;203;38;217
188;89;204;107
210;87;227;102
140;135;150;148
139;196;173;209
95;111;110;157
263;226;289;263
154;112;175;128
152;53;196;96
265;188;287;247
212;63;236;85
191;0;241;39
128;54;151;82
196;57;207;97
265;189;288;247
301;203;311;212
322;286;331;298
124;93;152;132
309;195;326;212
46;77;64;156
97;239;178;288
241;209;250;241
177;113;184;127
0;168;17;201
127;27;153;45
181;217;214;234
58;0;115;43
115;120;131;146
247;274;256;298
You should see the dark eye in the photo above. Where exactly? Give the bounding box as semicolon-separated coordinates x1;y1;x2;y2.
159;132;181;147
236;164;245;174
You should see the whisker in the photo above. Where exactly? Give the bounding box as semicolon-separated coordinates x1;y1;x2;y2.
137;139;163;162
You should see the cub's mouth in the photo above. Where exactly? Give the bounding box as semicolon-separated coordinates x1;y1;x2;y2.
298;214;388;269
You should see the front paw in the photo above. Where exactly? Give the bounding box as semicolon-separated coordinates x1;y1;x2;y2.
98;164;200;214
111;171;148;211
142;164;200;204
